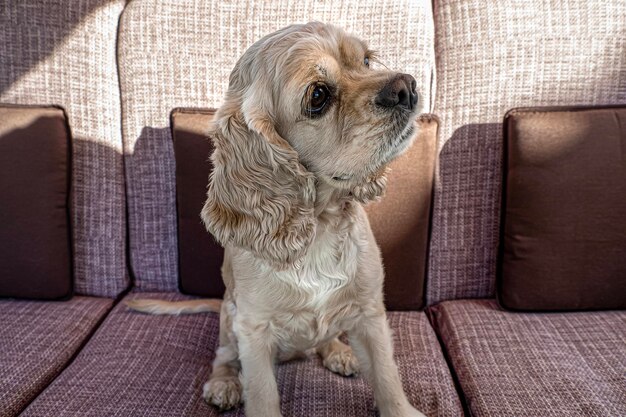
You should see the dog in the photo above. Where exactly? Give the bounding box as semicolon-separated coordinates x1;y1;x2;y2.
128;22;426;417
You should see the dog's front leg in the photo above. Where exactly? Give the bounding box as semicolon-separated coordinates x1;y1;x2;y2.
349;311;426;417
238;324;282;417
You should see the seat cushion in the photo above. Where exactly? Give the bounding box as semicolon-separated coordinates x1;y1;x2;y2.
22;292;463;416
429;299;626;416
0;105;72;299
117;0;436;293
499;106;626;311
0;297;113;416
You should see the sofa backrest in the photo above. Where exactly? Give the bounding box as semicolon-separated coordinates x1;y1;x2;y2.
427;0;626;304
117;0;436;292
0;0;129;297
4;0;623;305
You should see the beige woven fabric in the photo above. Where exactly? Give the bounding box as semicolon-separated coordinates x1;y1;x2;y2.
22;292;462;417
0;1;129;297
428;0;626;304
0;297;113;417
117;0;436;291
429;299;626;416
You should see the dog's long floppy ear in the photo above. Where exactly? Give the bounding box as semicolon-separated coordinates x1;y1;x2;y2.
201;59;317;268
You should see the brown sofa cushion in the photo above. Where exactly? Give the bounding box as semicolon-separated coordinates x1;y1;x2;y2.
171;109;438;310
499;106;626;311
171;109;225;298
0;105;73;299
365;115;438;310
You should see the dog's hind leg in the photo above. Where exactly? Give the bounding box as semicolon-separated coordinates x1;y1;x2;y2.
203;298;243;410
317;336;360;377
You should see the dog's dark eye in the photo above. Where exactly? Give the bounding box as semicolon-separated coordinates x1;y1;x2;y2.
364;56;370;67
308;84;330;115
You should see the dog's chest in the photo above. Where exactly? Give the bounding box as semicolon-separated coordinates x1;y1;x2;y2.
271;224;361;350
272;289;358;353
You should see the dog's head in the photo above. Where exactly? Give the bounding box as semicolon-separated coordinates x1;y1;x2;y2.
202;22;422;267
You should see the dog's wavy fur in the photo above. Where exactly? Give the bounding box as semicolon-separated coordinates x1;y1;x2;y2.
127;22;425;417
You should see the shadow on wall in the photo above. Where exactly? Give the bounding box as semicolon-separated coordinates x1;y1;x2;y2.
125;125;181;292
128;124;227;296
71;137;128;296
0;0;118;94
433;122;502;301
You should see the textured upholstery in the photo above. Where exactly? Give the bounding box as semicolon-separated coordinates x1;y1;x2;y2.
429;299;626;416
0;0;129;297
117;0;436;292
0;297;113;417
428;0;626;304
22;292;463;417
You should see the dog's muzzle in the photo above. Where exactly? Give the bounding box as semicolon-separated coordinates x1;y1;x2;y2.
374;73;418;111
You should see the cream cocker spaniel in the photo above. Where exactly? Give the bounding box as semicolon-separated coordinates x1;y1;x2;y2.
128;22;426;417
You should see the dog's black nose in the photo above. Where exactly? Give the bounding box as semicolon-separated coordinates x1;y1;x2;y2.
375;73;418;110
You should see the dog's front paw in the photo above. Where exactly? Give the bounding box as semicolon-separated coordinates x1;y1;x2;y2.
323;348;359;377
203;376;242;410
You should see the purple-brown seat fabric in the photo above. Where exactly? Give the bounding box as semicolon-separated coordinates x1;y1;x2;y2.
21;292;463;417
0;297;113;417
429;299;626;417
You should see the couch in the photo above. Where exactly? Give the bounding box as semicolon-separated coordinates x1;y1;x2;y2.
1;1;624;416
